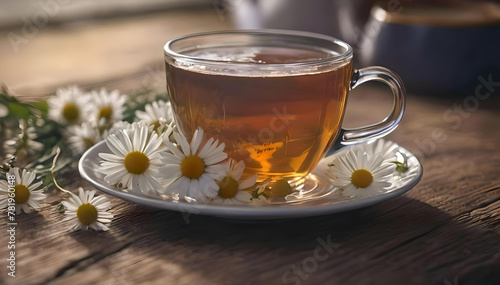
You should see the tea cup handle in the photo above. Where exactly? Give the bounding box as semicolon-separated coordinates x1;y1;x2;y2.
339;66;406;147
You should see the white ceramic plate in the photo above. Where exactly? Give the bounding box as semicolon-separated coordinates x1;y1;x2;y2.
79;140;422;220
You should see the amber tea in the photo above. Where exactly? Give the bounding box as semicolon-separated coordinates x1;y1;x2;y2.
166;46;352;179
164;31;405;182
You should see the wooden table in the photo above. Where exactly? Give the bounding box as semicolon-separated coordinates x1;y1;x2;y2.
1;9;500;285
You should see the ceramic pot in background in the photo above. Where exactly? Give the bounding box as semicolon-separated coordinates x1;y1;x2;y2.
358;2;500;96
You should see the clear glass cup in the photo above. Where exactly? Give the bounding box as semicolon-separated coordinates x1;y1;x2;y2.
164;30;406;182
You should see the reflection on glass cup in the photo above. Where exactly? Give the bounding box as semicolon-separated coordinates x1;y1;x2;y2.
164;30;406;182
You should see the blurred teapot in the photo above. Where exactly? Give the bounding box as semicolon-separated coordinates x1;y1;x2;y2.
358;1;500;96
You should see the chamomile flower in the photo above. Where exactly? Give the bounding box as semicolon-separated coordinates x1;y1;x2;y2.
90;88;126;126
328;149;395;198
211;159;256;205
61;188;113;231
99;123;165;194
66;122;102;155
160;128;228;201
3;120;43;159
135;100;173;134
24;126;43;151
48;85;89;125
0;167;46;214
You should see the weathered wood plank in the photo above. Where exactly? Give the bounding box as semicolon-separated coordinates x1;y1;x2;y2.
1;8;500;285
2;86;500;285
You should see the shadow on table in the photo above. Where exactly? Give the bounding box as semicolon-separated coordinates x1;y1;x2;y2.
16;211;50;240
109;196;500;285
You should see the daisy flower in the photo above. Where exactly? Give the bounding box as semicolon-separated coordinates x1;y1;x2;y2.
211;159;256;205
0;167;46;214
135;100;174;134
160;128;228;201
90;88;127;126
48;85;90;125
3;120;43;159
66;122;102;155
61;188;113;231
99;123;165;194
24;125;43;152
328;149;395;198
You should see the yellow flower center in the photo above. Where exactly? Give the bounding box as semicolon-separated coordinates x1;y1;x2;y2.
151;120;161;132
77;203;98;225
218;176;239;198
83;138;95;150
180;155;205;179
124;151;150;175
14;184;30;204
62;103;79;123
351;169;373;188
98;106;113;120
269;179;292;198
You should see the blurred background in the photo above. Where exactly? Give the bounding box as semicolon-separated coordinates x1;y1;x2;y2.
0;0;499;97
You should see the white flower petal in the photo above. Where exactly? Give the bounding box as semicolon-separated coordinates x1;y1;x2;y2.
239;174;257;190
174;131;191;156
190;128;203;154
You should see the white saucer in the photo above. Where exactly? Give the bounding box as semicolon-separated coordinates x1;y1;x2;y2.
79;140;423;220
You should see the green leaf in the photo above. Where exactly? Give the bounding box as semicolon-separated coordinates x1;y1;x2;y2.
29;101;49;115
392;160;409;173
7;102;30;118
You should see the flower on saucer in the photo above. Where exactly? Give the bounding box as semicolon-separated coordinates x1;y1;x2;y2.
160;128;228;201
211;159;256;205
61;188;113;231
99;123;165;194
66;122;102;155
135;100;174;134
3;120;43;159
327;149;395;198
90;88;126;126
48;85;90;125
0;167;46;215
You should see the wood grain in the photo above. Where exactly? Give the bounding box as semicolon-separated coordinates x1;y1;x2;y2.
1;9;500;285
2;82;499;285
